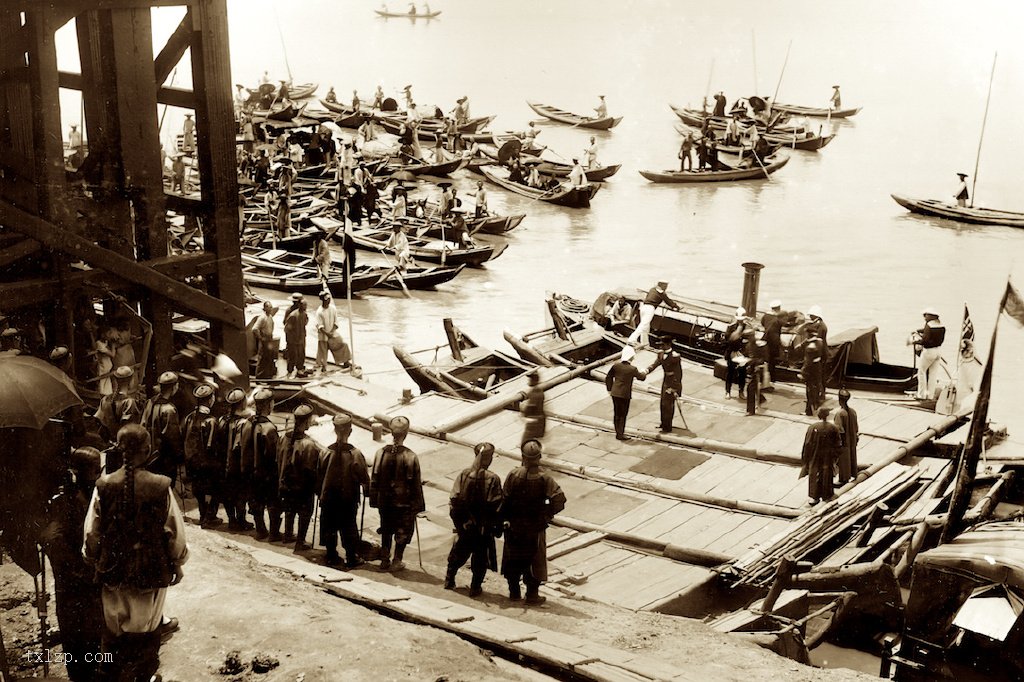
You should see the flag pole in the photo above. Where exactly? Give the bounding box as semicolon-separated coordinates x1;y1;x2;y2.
970;52;997;208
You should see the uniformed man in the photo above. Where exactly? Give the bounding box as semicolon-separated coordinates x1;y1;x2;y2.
833;389;859;485
520;371;546;445
760;300;784;386
500;439;566;605
83;424;188;682
182;383;222;527
278;403;321;551
369;416;425;572
41;447;104;682
605;345;647;441
95;365;142;443
445;442;503;596
799;328;827;416
140;371;183;485
910;308;945;400
221;388;253;532
646;336;683;433
627;281;681;346
745;339;769;416
799;407;840;505
243;388;280;540
317;414;369;566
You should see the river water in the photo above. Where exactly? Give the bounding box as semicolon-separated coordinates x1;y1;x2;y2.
57;0;1024;429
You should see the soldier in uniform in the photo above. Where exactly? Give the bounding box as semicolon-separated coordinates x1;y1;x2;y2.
799;328;827;416
242;388;280;540
501;439;566;604
278;403;321;551
182;383;222;527
317;414;369;566
41;447;104;682
520;371;546;445
83;424;188;682
221;388;253;532
140;371;184;485
95;366;142;443
833;389;859;485
369;416;425;572
645;336;683;433
800;407;840;505
445;442;503;597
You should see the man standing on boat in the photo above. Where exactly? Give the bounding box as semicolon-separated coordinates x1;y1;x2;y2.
645;336;683;433
568;158;588;188
472;180;488;218
370;416;425;572
594;95;608;119
800;407;839;505
500;440;565;605
909;308;945;400
605;345;647;441
833;389;859;485
584;136;600;169
679;133;694;171
830;85;842;110
628;281;681;346
954;172;969;207
445;442;503;596
713;91;727;117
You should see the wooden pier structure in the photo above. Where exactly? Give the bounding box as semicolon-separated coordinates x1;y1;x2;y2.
0;0;247;385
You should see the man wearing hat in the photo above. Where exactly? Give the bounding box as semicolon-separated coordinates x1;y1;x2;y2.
170;153;186;194
723;308;751;399
277;403;322;550
182;383;223;527
315;291;351;374
605;346;648;441
41;446;104;682
0;326;22;354
833;389;859;485
220;388;253;532
760;301;785;387
627;281;682;347
96;365;142;443
283;293;309;379
798;327;827;416
745;339;769;416
316;414;369;566
799;407;839;505
182;113;195;152
501;439;566;604
830;85;842;110
520;371;547;445
909;308;945;400
712;91;726;117
954;172;969;207
83;424;188;682
242;388;281;540
49;345;73;374
445;442;503;596
369;416;425;572
645;336;684;433
253;300;278;380
140;371;184;485
568;158;588;189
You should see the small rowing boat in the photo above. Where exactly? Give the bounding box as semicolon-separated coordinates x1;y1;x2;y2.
639;153;789;183
345;226;508;267
374;114;496;141
771;102;862;118
526;101;622;130
383;156;468;177
241;248;383;296
890;194;1024;229
374;9;441;18
480;165;600;209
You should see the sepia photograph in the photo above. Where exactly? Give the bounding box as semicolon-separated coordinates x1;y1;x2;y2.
2;0;1024;680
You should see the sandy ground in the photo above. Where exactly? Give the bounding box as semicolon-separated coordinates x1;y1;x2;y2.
2;522;876;682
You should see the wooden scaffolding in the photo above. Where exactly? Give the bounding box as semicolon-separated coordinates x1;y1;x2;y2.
0;0;247;386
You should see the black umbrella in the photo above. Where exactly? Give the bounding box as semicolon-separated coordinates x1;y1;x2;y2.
748;96;768;112
0;355;82;429
381;97;399;112
497;139;522;164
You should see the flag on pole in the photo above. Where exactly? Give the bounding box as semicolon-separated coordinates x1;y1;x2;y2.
958;303;977;366
1002;281;1024;327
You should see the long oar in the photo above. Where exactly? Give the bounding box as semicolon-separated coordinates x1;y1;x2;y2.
377;248;413;297
769;40;793;119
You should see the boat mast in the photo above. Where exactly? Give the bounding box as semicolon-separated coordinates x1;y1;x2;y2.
751;30;758;94
769;40;793;114
970;52;997;208
272;3;294;83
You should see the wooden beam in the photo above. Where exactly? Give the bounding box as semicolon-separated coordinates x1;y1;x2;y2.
153;8;192;86
0;238;41;267
58;70;196;109
16;1;194;10
0;199;244;328
0;251;219;309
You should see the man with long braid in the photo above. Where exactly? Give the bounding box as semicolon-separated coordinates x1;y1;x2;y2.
277;403;321;551
369;416;424;572
83;423;188;681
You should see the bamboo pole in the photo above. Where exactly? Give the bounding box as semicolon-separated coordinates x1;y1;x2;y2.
970;52;997;208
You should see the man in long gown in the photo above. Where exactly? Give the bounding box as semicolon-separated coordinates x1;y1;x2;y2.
370;416;425;572
833;389;859;485
445;442;503;596
800;407;840;504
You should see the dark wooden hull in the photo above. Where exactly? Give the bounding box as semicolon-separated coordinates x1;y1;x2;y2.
480;165;600;208
537;162;621;181
527;101;622;130
346;228;508;267
374;9;441;18
892;194;1024;228
639;155;789;183
241;253;382;296
385;156;468;177
772;103;862;118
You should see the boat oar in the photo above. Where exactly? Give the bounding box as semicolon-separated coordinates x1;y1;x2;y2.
752;151;772;181
377;248;413;298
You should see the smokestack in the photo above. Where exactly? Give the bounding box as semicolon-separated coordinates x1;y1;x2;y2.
741;262;764;319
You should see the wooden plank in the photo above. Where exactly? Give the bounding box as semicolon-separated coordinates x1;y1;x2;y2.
152;8;192;85
603;497;679;534
702;514;777;555
627;503;706;538
58;69;196;109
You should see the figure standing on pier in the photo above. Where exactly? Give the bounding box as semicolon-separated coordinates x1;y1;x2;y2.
909;308;945;400
521;371;547;444
760;300;784;387
277;403;321;551
833;389;859;485
723;308;750;399
283;293;309;379
245;388;280;540
645;336;683;433
627;280;681;347
445;442;503;596
501;440;566;605
605;345;647;441
317;414;369;567
252;300;277;379
221;388;252;532
800;407;839;504
182;383;221;528
181;113;195;153
370;416;425;572
140;371;183;485
799;327;826;416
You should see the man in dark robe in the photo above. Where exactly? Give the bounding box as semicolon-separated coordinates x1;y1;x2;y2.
181;383;222;527
799;328;827;416
317;414;369;567
243;388;281;540
140;371;183;485
833;389;859;485
760;300;784;386
605;346;647;440
445;442;503;596
713;91;727;117
520;371;546;444
800;407;839;504
278;403;322;551
501;440;566;605
283;293;308;379
221;388;252;531
645;337;683;433
370;416;425;572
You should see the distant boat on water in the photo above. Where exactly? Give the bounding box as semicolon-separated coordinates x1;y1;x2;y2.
375;6;442;19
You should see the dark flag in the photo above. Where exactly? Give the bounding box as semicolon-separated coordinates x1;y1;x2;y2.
942;282;1023;542
958;303;977;366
